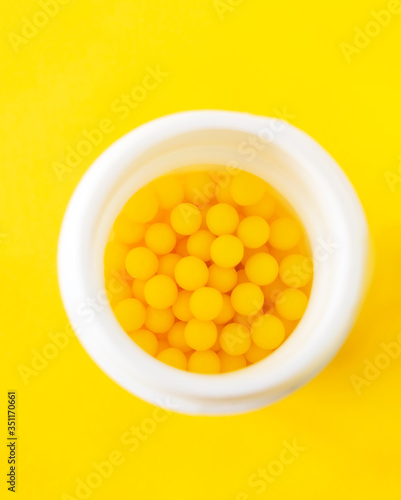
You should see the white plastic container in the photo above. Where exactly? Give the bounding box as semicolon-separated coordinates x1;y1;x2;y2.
57;110;370;415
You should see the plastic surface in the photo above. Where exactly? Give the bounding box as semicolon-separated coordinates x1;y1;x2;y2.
58;111;369;415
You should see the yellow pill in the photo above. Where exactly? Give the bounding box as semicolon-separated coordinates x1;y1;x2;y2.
124;187;158;223
174;256;209;290
167;322;192;353
105;276;133;306
188;350;221;374
129;329;158;356
251;314;285;350
214;294;235;324
185;319;217;350
218;351;247;372
170;203;202;235
210;235;244;268
269;218;301;250
172;290;193;321
152;175;184;209
184;172;215;205
243;192;276;219
245;343;272;364
132;279;146;303
145;223;177;255
114;298;145;332
237;216;270;249
104;241;129;273
245;253;279;286
241;244;269;265
158;253;181;278
276;288;308;320
215;182;236;205
190;287;223;321
145;307;175;333
207;264;238;293
125;247;158;280
206;203;239;235
261;277;286;305
157;348;187;370
187;230;215;261
232;313;251;328
230;172;266;206
279;254;313;288
113;214;146;245
231;283;264;316
144;275;178;309
220;323;251;356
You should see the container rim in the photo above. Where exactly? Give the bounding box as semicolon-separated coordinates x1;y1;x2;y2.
57;110;369;409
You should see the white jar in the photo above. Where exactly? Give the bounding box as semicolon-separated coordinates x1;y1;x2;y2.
58;110;370;415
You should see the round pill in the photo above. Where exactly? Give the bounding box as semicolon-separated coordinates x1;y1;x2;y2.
243;192;275;219
125;247;158;280
124;188;158;223
220;323;251;356
231;283;264;316
157;348;187;370
237;216;270;249
207;264;238;293
230;172;266;206
210;235;244;268
129;329;158;356
190;287;223;321
269;218;301;250
172;290;193;321
167;322;192;353
105;276;132;306
145;307;175;333
170;203;202;235
245;343;272;363
104;241;129;272
276;288;308;320
152;175;184;209
187;230;215;261
145;223;177;255
214;294;235;324
261;277;286;304
158;253;181;278
184;172;215;205
113;214;146;245
174;256;209;290
279;254;313;288
241;244;269;265
245;253;279;286
216;182;236;205
251;314;285;350
206;203;239;235
144;275;178;309
114;298;145;332
188;350;221;374
218;351;247;372
185;319;217;351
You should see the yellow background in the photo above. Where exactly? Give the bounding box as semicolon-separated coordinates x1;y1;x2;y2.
1;0;401;498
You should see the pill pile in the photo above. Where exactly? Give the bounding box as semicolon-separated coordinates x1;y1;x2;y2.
104;168;313;374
